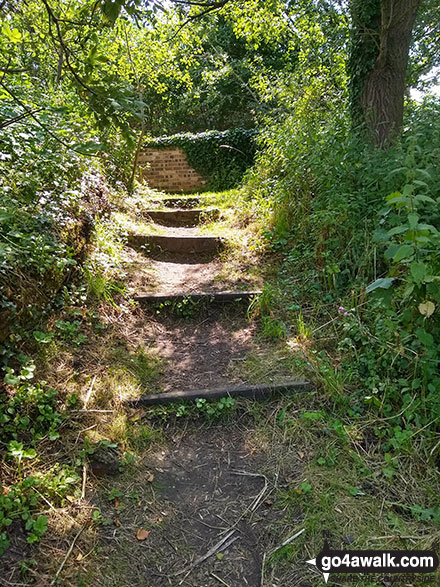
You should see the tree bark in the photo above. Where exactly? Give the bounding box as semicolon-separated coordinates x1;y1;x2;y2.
349;0;421;147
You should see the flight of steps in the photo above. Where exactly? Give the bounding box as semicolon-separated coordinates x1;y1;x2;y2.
125;194;312;405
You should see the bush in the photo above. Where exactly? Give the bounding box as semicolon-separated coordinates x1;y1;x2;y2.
248;96;440;435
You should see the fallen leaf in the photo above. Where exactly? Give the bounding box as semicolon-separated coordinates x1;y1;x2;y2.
76;553;83;561
419;301;435;317
114;518;121;527
136;529;150;541
114;498;120;508
147;473;155;483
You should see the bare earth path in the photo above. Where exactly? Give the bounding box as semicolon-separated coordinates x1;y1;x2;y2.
57;193;309;587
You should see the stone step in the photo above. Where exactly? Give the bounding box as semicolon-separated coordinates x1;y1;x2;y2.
127;234;224;255
145;208;220;227
134;290;262;304
125;380;313;407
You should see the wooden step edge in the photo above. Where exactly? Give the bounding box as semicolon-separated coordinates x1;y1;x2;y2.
160;197;203;208
128;235;224;244
127;234;225;254
145;235;223;241
134;290;262;303
144;208;220;214
125;379;314;407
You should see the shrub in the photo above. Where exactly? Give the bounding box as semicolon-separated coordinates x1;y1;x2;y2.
248;96;440;434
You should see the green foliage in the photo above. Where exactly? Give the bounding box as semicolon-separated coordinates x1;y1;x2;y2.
0;370;79;554
0;376;61;446
150;397;237;420
145;129;258;190
252;92;440;440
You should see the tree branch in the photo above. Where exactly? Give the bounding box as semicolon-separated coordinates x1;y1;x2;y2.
169;0;231;39
0;67;29;74
0;81;97;156
0;108;44;130
40;0;98;96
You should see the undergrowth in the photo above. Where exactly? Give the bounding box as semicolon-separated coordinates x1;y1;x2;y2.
244;97;440;545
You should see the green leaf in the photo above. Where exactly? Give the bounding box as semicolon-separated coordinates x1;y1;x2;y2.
416;328;434;347
384;244;399;260
393;245;414;262
366;278;394;293
387;225;408;237
33;331;53;344
410;262;427;284
408;213;419;229
301;411;323;420
3;24;22;43
102;0;122;22
32;515;48;535
4;368;20;386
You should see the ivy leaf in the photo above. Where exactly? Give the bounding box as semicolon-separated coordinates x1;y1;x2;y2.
33;331;53;344
4;369;20;386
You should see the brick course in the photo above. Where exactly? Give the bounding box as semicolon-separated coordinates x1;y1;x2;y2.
138;147;206;192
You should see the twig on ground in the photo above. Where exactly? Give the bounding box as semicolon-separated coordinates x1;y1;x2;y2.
50;521;89;585
74;424;96;446
268;528;305;557
81;462;87;500
169;529;239;577
83;375;97;408
211;572;231;586
71;409;114;413
229;470;270;521
260;551;266;587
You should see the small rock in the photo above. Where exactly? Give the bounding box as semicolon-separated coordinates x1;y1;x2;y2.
89;445;121;477
343;534;355;545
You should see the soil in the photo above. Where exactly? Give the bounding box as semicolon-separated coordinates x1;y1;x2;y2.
83;203;304;586
90;422;302;587
151;311;257;392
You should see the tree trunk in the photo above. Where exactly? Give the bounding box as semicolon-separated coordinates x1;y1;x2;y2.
349;0;421;147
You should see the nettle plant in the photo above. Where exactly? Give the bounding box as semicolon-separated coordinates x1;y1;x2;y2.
371;144;440;420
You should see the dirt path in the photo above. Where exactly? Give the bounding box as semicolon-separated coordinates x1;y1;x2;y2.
81;196;305;586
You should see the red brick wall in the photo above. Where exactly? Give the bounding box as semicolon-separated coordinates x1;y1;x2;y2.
138;147;207;192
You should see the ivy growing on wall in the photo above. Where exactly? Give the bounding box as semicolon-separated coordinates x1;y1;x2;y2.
145;128;258;190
